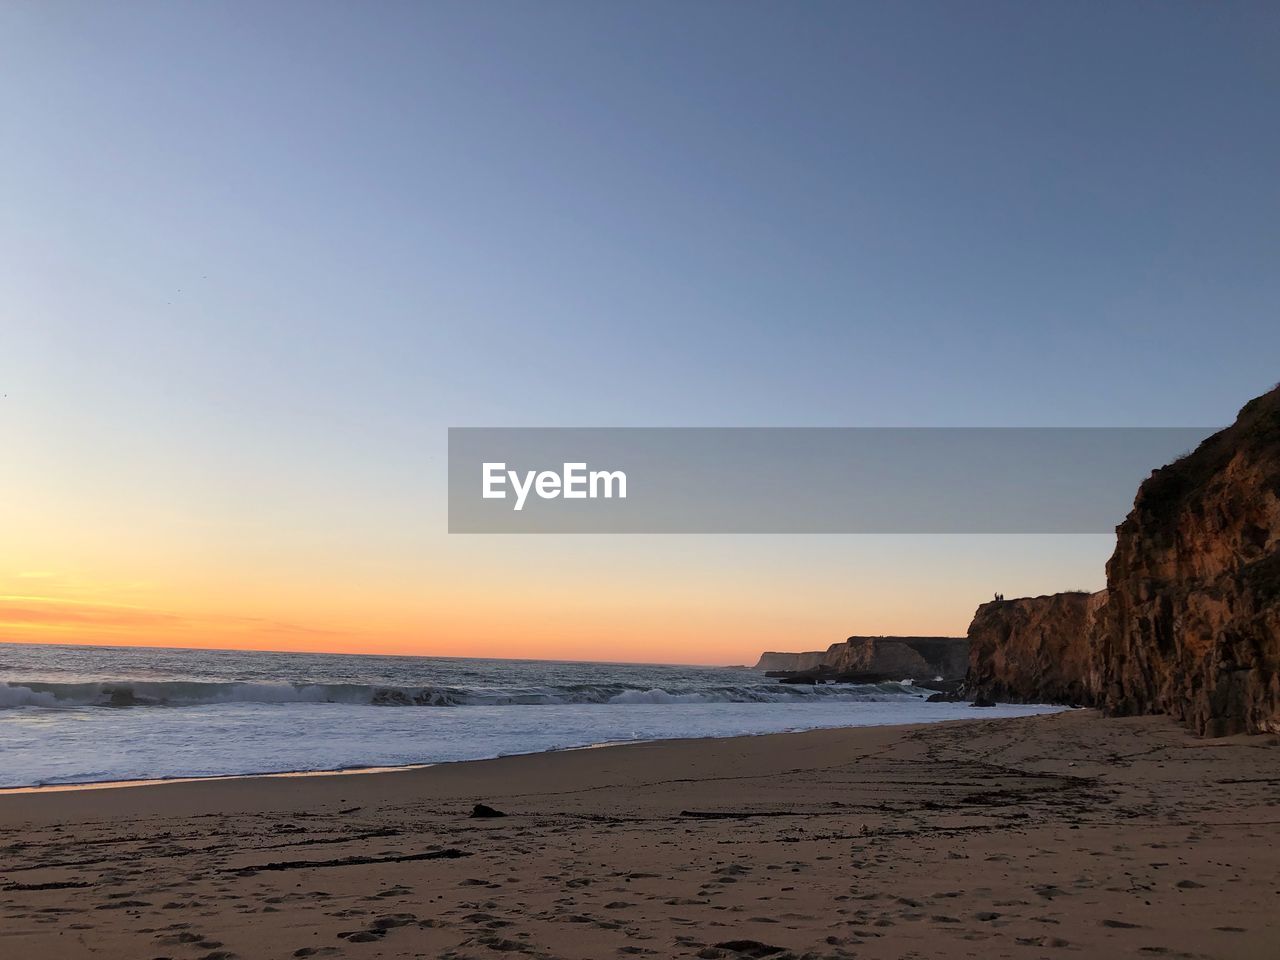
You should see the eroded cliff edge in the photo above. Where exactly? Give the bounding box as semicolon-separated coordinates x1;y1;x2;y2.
966;591;1106;706
754;636;969;679
1096;387;1280;735
966;385;1280;735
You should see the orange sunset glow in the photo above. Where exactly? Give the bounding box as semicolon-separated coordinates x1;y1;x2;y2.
0;532;1109;664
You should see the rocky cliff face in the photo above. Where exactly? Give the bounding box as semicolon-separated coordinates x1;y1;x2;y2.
752;650;830;673
825;636;970;678
965;591;1106;705
753;637;969;679
964;385;1280;735
1095;387;1280;736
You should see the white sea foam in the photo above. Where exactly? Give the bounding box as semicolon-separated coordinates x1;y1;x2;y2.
0;678;933;709
0;642;1068;788
0;683;60;708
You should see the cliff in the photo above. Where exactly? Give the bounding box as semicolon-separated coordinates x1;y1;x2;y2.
753;636;969;679
752;650;830;673
964;384;1280;735
965;591;1106;705
1095;386;1280;735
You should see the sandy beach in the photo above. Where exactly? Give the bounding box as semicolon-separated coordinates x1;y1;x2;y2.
1;711;1276;960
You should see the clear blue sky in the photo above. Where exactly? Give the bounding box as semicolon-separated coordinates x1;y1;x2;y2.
2;3;1277;661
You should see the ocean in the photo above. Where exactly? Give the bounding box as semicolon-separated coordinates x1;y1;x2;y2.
0;643;1065;788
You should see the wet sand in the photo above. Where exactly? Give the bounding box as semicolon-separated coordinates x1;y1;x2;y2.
0;710;1276;959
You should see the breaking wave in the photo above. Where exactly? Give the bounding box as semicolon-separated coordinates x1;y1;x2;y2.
0;678;928;710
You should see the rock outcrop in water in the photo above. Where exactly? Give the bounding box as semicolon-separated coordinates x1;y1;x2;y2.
964;384;1280;735
965;591;1106;706
754;636;969;680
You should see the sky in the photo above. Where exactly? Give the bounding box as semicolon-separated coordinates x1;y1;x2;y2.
1;2;1278;664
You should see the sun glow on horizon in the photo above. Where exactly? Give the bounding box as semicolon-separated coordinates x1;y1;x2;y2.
0;532;1110;667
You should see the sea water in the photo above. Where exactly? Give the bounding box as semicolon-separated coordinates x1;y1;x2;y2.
0;643;1065;787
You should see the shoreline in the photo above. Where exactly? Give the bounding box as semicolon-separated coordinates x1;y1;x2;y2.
1;711;1276;958
0;708;1071;795
0;762;441;796
0;720;942;795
